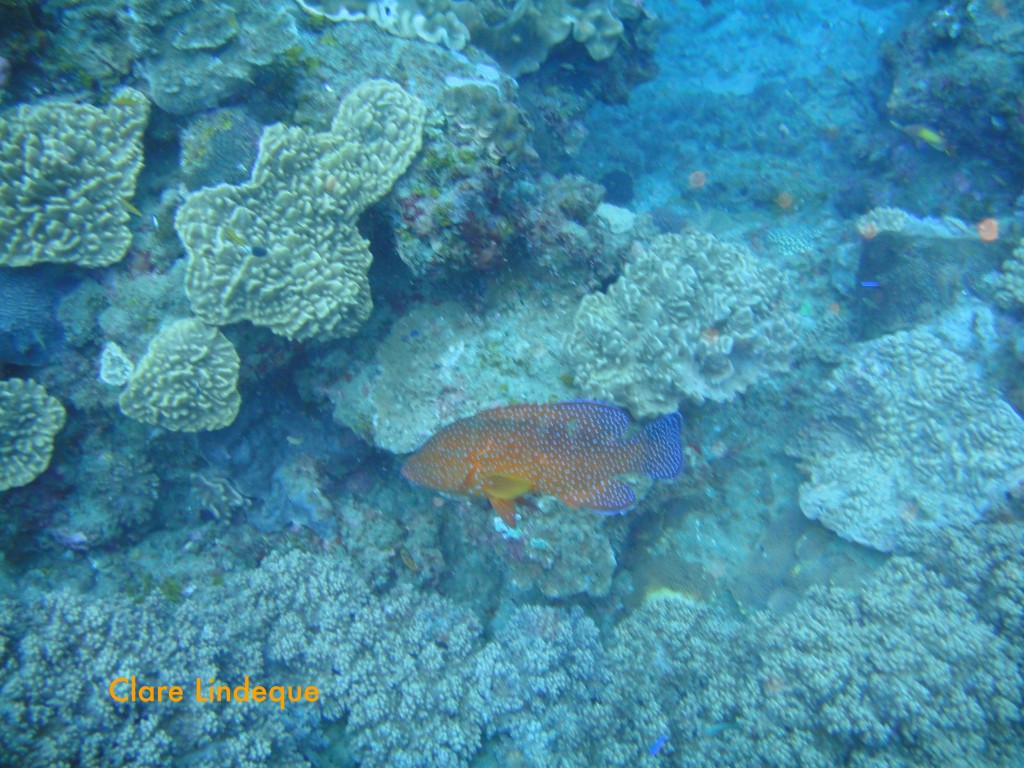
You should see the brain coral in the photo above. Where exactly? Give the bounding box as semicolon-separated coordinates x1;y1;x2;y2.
0;379;66;491
566;231;796;417
118;318;241;432
0;88;149;268
793;327;1024;551
175;80;426;341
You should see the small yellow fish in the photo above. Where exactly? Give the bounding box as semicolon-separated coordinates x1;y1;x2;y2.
890;121;953;155
222;227;246;246
122;199;142;216
111;92;142;107
400;548;419;572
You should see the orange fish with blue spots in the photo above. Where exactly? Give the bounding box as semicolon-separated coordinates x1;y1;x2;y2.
401;400;683;527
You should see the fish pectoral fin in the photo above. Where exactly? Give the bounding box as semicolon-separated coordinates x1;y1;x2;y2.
487;495;518;528
482;473;532;500
562;480;636;512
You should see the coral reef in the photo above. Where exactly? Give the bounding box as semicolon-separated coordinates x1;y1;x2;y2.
793;326;1024;551
118;318;241;433
130;0;299;114
459;0;642;74
567;231;797;416
176;79;425;341
909;521;1024;646
0;266;69;366
51;426;161;551
392;79;534;276
0;585;317;767
522;173;643;285
854;205;984;242
296;0;472;51
442;83;532;164
180;107;264;191
994;236;1024;308
4;4;1023;767
295;0;652;75
1;504;1020;767
884;0;1024;167
595;533;1023;767
0;378;66;491
321;298;575;454
499;497;628;599
751;556;1022;766
97;262;192;361
472;604;611;761
0;549;485;767
98;342;134;388
0;88;149;268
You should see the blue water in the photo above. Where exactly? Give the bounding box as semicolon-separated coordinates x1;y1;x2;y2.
1;0;1022;765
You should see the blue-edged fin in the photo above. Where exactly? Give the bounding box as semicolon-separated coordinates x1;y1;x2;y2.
563;479;636;512
632;412;683;479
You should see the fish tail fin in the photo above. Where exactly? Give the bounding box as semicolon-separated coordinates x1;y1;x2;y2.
632;412;683;480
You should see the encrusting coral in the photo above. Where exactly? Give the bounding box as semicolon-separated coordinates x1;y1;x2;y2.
566;231;796;416
118;318;241;433
176;79;426;342
0;378;66;491
792;326;1024;551
854;205;981;242
0;88;149;268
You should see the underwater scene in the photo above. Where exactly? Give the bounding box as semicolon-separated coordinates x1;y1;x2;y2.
1;0;1023;765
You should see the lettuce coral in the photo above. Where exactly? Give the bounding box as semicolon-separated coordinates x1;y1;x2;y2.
0;88;149;268
566;231;796;417
118;318;241;433
0;379;65;491
176;80;425;341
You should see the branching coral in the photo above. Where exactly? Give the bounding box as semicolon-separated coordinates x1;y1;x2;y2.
755;557;1022;766
2;525;1020;767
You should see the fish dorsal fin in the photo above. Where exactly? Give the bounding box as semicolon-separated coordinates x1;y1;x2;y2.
482;473;532;500
487;495;518;528
561;479;636;512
